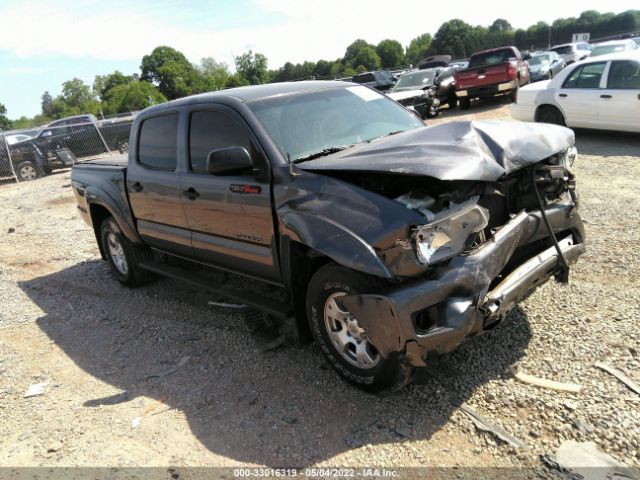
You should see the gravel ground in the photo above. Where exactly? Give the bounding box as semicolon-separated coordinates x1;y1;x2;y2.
0;103;638;474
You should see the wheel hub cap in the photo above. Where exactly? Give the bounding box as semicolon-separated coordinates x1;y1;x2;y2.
324;292;380;369
20;165;36;181
107;232;128;275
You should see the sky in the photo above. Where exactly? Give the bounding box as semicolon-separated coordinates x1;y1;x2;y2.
0;0;637;119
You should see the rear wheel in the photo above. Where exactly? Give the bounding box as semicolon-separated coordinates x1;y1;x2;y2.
537;105;566;126
447;92;458;108
306;264;412;392
509;86;519;103
459;97;471;110
100;217;154;286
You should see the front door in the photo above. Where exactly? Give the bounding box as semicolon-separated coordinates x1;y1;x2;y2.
127;112;192;257
600;59;640;133
555;61;607;128
181;107;280;282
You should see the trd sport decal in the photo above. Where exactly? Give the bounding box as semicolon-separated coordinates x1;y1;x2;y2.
230;184;261;194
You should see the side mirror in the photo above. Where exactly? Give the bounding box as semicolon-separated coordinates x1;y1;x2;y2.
41;130;52;138
206;146;254;175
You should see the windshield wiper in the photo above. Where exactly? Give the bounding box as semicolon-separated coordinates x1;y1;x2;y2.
291;144;355;164
365;130;405;144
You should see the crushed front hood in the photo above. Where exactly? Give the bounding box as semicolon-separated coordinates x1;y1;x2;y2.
297;120;575;181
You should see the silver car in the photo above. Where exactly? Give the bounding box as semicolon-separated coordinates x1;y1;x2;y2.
550;42;592;65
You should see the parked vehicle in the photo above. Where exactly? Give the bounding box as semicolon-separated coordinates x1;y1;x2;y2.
71;81;585;391
454;46;531;109
387;67;460;115
7;113;134;181
351;70;396;91
5;133;33;145
550;42;592;65
528;51;566;81
511;52;640;133
417;55;451;69
590;39;639;57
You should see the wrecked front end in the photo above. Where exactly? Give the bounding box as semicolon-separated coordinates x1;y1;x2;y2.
343;156;584;367
297;121;585;368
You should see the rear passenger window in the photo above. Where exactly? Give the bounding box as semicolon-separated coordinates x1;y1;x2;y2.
189;110;255;173
138;114;178;170
562;62;606;89
607;60;640;90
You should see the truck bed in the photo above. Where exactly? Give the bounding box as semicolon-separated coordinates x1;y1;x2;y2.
77;153;128;168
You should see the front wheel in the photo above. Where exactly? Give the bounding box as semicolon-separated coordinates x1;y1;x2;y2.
537;105;566;126
100;217;154;286
306;264;412;392
15;160;44;181
458;97;471;110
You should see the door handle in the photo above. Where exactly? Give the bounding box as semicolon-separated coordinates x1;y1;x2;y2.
600;94;612;99
183;187;200;201
559;93;568;98
131;182;143;192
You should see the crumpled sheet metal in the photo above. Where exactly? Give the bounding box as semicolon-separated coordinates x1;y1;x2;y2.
298;120;575;181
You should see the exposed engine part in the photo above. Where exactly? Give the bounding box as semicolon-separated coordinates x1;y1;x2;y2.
395;191;436;220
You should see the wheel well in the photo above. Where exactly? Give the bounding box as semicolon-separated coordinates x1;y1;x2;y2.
535;104;563;122
285;240;332;344
89;204;112;260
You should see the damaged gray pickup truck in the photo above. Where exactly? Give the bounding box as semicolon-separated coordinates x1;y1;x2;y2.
71;81;585;391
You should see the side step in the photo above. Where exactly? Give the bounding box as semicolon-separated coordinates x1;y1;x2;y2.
139;260;292;319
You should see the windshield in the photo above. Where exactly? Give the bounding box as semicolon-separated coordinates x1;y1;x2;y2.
591;44;626;56
529;55;551;65
248;86;423;162
468;49;513;68
392;72;434;91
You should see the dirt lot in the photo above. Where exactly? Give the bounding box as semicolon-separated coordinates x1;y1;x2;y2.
1;101;639;475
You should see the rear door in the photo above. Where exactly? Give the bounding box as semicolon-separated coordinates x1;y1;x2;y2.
599;59;640;133
555;61;607;128
126;112;192;256
180;106;280;282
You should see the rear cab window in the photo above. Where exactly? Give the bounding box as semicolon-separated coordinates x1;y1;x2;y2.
137;114;179;170
562;62;606;89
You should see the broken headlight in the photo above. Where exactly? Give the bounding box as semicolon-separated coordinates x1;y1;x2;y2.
557;146;578;169
413;197;489;265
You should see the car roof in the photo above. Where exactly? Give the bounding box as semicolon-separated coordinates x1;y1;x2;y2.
593;39;635;46
144;80;350;114
574;50;640;63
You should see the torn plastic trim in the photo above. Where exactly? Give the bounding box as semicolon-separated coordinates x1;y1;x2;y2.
413;196;489;265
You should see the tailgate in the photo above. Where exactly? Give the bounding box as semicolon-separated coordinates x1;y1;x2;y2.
455;63;510;90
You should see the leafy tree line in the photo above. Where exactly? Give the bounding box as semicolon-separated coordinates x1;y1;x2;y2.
3;9;638;129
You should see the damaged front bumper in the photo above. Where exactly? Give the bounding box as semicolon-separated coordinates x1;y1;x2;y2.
341;196;585;367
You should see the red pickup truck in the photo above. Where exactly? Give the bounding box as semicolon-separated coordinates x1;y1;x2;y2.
454;46;530;109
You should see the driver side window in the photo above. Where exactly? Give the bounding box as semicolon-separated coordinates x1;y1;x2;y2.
188;110;257;173
562;62;606;89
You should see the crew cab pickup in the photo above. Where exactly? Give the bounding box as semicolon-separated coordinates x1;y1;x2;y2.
454;46;531;109
71;81;584;391
8;113;134;181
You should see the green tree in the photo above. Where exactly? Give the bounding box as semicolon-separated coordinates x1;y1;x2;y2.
405;33;433;65
141;46;201;99
234;50;269;85
199;58;230;90
225;74;250;88
431;19;478;58
344;39;375;65
490;18;513;32
102;81;166;115
376;39;404;68
350;46;381;71
93;71;137;101
41;91;53;117
0;102;11;130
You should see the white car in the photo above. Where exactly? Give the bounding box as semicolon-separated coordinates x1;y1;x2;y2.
511;52;640;133
590;39;639;57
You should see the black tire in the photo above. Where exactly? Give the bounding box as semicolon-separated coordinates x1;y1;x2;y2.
306;264;412;392
99;217;154;286
15;160;44;181
509;86;519;103
117;140;129;154
536;105;566;126
447;93;458;108
459;97;471;110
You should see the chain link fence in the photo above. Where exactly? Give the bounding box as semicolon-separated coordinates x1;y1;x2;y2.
0;113;136;183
